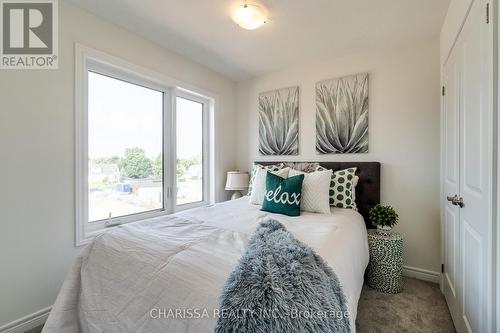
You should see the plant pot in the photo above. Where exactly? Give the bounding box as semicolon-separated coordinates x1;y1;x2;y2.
377;225;392;236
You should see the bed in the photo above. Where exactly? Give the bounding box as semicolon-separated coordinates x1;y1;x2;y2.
43;162;380;333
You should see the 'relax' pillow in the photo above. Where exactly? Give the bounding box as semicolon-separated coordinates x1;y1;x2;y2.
261;172;304;217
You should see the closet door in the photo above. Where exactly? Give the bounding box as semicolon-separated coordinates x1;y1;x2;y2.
442;33;461;331
442;0;493;332
458;0;493;331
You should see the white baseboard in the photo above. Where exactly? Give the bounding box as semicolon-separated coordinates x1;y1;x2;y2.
403;265;441;283
0;306;51;333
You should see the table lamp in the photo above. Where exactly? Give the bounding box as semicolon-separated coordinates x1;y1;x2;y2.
225;171;249;200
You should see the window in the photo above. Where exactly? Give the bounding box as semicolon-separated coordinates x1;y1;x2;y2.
76;45;212;246
88;72;164;222
176;96;205;205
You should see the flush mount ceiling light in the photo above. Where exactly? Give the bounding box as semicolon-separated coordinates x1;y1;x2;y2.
232;3;268;30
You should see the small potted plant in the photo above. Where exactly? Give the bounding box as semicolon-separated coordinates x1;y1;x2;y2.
369;204;399;236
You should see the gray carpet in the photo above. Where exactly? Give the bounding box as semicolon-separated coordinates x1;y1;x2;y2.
27;278;454;333
356;278;455;332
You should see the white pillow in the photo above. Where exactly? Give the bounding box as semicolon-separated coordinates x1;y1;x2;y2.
289;169;333;214
249;167;290;205
247;163;284;196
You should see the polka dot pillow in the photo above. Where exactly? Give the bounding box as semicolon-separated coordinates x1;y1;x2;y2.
247;163;284;196
316;166;358;209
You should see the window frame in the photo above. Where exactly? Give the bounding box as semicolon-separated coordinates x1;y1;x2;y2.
75;44;213;246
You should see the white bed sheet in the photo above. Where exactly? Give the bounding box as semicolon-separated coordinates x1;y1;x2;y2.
43;198;368;333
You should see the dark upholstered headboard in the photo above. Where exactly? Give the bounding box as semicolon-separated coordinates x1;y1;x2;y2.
255;162;381;228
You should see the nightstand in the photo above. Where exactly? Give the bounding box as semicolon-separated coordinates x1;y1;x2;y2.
366;229;403;293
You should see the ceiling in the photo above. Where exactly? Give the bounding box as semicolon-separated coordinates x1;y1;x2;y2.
68;0;450;81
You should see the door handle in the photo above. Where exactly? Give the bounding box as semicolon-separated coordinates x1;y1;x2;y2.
446;195;464;208
453;197;465;208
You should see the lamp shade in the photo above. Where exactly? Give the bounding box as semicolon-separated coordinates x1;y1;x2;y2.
225;171;249;190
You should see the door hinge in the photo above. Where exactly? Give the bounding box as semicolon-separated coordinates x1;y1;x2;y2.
441;263;444;273
486;3;490;24
442;86;445;96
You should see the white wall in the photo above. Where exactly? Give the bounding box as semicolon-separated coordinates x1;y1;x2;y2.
0;2;236;328
235;37;441;274
440;0;472;64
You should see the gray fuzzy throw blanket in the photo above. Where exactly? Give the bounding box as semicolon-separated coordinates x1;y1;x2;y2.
214;219;350;333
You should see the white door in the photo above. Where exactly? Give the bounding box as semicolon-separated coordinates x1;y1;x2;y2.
442;34;461;330
458;0;493;331
442;1;494;332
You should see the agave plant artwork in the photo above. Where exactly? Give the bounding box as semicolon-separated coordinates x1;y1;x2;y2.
258;86;299;155
316;73;369;154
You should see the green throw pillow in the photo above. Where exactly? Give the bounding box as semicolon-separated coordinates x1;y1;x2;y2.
261;171;304;217
317;166;357;209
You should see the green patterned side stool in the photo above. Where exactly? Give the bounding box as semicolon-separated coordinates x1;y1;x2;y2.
366;229;403;293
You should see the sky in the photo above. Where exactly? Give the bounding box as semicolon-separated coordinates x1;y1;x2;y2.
88;72;203;160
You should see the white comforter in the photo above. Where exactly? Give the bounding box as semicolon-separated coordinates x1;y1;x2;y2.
43;198;368;333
